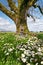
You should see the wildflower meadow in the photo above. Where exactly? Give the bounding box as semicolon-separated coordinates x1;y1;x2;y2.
0;32;43;65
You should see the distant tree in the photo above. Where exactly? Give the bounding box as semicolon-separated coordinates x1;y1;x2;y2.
0;0;43;34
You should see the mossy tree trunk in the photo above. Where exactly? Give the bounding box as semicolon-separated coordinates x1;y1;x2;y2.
16;18;29;34
16;9;29;34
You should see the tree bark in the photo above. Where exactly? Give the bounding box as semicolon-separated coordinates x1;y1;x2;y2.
16;19;29;34
16;10;29;34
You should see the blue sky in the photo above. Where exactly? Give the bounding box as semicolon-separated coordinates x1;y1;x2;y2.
0;11;14;24
0;0;15;24
0;0;43;32
0;0;16;32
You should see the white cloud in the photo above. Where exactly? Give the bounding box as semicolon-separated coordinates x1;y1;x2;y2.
0;17;16;32
0;17;10;25
27;17;43;32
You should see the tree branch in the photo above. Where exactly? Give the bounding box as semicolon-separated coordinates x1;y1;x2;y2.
26;0;37;9
0;3;16;22
7;0;18;14
33;4;43;14
27;13;35;21
18;0;22;5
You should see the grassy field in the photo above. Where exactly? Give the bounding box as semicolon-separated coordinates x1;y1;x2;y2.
0;32;43;65
0;32;30;65
37;32;43;40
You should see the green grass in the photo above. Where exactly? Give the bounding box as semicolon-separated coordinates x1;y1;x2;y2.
37;32;43;40
0;32;30;65
0;32;43;65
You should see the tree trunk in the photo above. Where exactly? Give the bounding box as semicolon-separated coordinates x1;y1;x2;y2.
16;10;29;34
16;19;29;34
